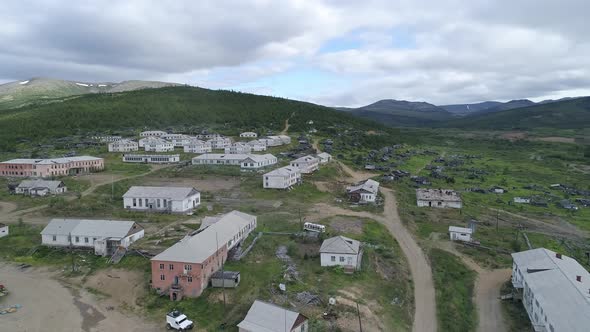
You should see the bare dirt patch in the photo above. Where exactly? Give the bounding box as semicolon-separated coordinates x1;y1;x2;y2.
329;216;364;235
336;287;386;331
0;201;17;214
0;263;159;332
141;176;239;192
499;132;527;141
534;136;576;144
83;268;147;311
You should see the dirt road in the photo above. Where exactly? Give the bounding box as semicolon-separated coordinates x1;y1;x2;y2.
434;242;510;332
280;113;294;135
0;263;160;332
318;161;437;332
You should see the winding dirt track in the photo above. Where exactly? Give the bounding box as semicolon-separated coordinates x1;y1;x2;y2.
323;161;437;332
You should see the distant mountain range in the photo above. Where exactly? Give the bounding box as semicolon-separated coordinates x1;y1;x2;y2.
336;97;586;127
0;77;180;110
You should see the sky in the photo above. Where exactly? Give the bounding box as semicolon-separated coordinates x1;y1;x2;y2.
1;0;590;107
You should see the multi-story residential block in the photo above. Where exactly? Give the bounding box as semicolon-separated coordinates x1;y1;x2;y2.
0;156;104;178
122;154;180;164
108;139;139;152
150;211;257;300
290;155;319;174
208;136;232;150
263;166;301;189
140;130;167;137
511;248;590;332
142;137;174;152
183;139;213;153
224;142;252;154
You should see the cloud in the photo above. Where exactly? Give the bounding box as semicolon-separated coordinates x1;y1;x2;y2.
1;0;589;106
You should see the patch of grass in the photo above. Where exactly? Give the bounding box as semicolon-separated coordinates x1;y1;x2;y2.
430;248;477;332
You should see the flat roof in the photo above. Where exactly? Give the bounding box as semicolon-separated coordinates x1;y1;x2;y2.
41;219;139;238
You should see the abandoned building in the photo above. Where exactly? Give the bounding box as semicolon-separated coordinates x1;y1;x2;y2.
0;156;104;178
122;154;180;164
15;179;67;196
320;236;363;271
263;166;302;189
123;186;201;214
150;211;257;300
448;226;473;242
40;218;144;256
346;179;380;204
289;155;320;174
416;189;462;208
210;271;241;288
511;248;590;332
237;300;308;332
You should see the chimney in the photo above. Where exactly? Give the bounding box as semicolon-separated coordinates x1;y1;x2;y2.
577;275;582;282
556;253;562;259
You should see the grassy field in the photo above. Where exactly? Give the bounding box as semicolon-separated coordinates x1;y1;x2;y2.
429;248;477;332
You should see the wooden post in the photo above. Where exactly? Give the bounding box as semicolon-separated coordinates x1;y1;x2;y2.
356;302;363;332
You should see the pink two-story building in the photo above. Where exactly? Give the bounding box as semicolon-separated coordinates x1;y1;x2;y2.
151;210;257;300
0;156;104;178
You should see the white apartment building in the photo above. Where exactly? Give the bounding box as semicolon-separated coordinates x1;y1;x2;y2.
263;166;301;189
122;154;180;164
239;132;258;138
123;186;201;214
143;137;174;152
192;154;277;170
224;142;252;154
208;136;232;150
290;155;319;174
140;130;167;138
247;140;267;152
183;139;213;153
167;135;195;147
108;139;139;152
511;248;590;332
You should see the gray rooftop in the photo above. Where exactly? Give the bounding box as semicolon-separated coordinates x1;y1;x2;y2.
512;248;590;331
1;156;102;165
152;211;256;264
264;166;300;177
41;219;140;239
122;186;199;200
416;189;461;202
346;179;380;195
237;300;305;332
17;180;64;191
320;236;361;255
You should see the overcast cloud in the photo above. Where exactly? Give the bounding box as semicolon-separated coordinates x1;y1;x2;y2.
1;0;589;106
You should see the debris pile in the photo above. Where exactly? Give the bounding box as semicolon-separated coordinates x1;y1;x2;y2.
276;245;299;281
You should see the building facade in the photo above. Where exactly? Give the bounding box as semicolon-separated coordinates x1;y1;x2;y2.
192;154;277;170
346;179;380;204
15;180;67;196
317;152;333;163
140;130;167;137
320;236;363;271
108;139;139;152
239;132;257;138
183;140;212;153
122;154;180;164
224;143;252;154
290;155;319;174
143;138;174;152
263;166;301;189
41;219;144;256
208;136;232;150
150;211;257;300
511;248;590;332
123;186;200;214
0;156;104;178
416;189;462;208
449;226;472;242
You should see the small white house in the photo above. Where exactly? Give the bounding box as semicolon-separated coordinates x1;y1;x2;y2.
183;139;212;153
317;152;332;164
123;186;201;214
290;155;319;174
0;223;8;238
449;226;472;242
208;136;232;150
238;300;309;332
140;130;167;138
122;154;180;164
320;236;363;271
225;142;252;154
143;137;174;152
40;219;144;256
16;180;67;196
514;197;531;204
416;189;462;209
263;166;301;189
239;132;258;138
346;179;380;204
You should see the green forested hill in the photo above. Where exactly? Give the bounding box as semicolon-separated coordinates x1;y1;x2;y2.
443;97;590;130
0;86;380;150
